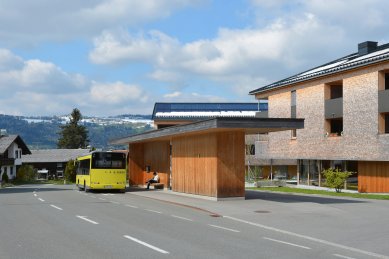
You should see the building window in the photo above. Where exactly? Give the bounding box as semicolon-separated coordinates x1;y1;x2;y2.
291;90;297;138
385;73;389;90
326;118;343;136
379;113;389;134
245;144;255;155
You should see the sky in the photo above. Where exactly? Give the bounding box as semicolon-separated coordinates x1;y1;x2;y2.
1;0;389;116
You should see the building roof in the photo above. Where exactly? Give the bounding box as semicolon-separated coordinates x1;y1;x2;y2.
152;102;268;120
250;41;389;95
21;149;90;163
0;135;31;155
110;117;304;145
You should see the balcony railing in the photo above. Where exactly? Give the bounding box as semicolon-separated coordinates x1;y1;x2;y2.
0;158;15;165
325;97;343;119
379;89;389;113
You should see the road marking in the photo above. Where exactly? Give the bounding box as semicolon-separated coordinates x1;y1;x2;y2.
50;205;63;211
38;198;45;202
224;216;388;259
125;204;138;208
263;237;310;250
171;215;193;221
33;191;36;194
208;224;240;233
123;235;169;254
76;215;99;225
33;194;37;197
333;254;357;259
99;198;106;201
102;194;115;196
110;201;120;204
144;209;162;214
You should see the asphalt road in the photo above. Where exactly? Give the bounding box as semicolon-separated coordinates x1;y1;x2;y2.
0;185;388;259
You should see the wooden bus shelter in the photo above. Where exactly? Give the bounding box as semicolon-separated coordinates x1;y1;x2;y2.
111;117;304;200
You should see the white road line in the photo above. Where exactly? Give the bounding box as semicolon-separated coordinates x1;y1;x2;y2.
263;237;310;250
144;209;162;214
76;215;99;225
33;194;37;197
125;204;138;208
171;215;193;221
333;254;357;259
123;235;169;254
50;205;63;211
33;191;36;194
224;216;388;259
99;198;106;201
110;201;120;204
208;224;240;233
38;198;45;202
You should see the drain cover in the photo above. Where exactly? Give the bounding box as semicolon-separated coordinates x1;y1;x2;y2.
254;210;270;213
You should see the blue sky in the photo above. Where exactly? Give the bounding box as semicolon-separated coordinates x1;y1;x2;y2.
1;0;389;116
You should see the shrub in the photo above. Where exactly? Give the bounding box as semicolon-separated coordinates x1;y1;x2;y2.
322;168;353;193
64;160;76;182
16;164;36;182
2;172;9;183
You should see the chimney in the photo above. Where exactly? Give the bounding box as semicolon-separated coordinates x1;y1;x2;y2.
358;41;378;56
0;129;7;137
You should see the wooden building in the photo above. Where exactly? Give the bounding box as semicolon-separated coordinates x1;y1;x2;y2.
111;117;303;200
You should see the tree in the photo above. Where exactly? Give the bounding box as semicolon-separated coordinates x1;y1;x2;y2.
57;108;89;148
322;168;353;193
16;164;36;182
64;160;76;182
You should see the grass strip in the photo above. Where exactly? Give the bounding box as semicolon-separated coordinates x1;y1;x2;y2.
246;187;389;200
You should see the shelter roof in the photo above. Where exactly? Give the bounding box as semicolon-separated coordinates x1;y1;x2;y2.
110;117;303;145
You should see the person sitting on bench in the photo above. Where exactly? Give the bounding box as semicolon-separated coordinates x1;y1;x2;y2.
146;172;160;189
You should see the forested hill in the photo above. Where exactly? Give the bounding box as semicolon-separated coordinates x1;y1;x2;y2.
0;114;152;149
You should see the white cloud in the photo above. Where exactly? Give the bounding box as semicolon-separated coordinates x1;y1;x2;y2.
90;81;145;104
0;49;152;116
162;91;225;103
0;0;204;46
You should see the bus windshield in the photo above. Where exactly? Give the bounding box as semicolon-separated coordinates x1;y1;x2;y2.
91;152;126;169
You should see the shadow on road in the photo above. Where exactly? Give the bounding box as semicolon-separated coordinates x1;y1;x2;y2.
0;185;72;194
245;190;366;204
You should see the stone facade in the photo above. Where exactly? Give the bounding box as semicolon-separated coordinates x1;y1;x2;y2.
255;62;389;162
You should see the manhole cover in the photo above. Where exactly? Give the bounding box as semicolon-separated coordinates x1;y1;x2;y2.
254;210;270;213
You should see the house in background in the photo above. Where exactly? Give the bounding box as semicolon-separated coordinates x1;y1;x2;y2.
250;41;389;192
22;149;90;179
0;129;31;180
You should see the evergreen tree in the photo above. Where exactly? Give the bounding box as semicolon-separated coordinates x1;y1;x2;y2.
57;108;89;148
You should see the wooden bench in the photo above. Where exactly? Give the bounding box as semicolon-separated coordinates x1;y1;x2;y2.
152;183;164;189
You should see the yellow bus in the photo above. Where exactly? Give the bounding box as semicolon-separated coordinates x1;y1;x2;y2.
76;151;127;193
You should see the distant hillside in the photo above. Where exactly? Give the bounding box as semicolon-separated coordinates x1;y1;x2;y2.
0;114;153;149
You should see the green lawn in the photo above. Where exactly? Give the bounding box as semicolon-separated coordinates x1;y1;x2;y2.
1;179;74;187
246;187;389;200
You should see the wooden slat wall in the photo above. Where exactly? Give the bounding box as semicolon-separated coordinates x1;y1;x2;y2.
128;141;170;187
217;131;245;198
358;161;389;193
172;133;217;196
143;141;171;187
128;143;144;186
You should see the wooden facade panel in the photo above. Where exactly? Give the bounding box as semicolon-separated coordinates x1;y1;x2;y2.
172;133;217;197
128;143;144;186
217;131;245;198
128;141;170;187
358;161;389;193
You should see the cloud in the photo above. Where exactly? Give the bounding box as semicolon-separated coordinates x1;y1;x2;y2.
0;50;87;94
0;0;204;46
0;49;153;116
90;81;146;104
162;91;225;102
